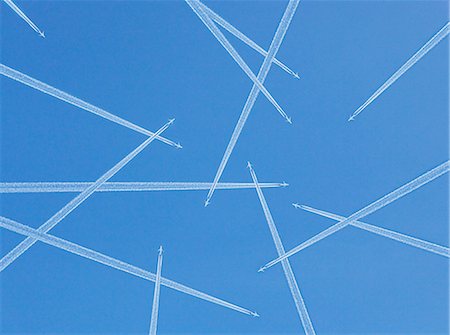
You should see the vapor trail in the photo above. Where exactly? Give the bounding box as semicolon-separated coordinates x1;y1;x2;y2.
0;181;288;193
260;160;450;271
196;1;299;79
0;216;258;317
349;22;450;121
186;0;292;123
298;205;450;258
248;163;315;334
3;0;45;37
0;120;174;272
0;64;181;149
204;0;300;206
149;246;164;335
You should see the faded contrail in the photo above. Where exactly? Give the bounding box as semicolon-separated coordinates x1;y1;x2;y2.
349;22;450;121
186;0;292;124
0;120;174;272
196;1;299;79
149;246;164;335
260;160;450;271
248;162;315;334
0;64;181;149
298;205;450;258
0;181;288;193
0;216;258;317
204;0;300;206
3;0;45;37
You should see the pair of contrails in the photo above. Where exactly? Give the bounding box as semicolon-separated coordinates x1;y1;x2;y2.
2;0;45;37
248;160;449;334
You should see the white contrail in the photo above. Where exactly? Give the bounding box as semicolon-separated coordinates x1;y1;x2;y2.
0;120;174;272
260;160;450;271
204;0;300;206
0;216;258;317
298;205;450;258
3;0;45;37
196;1;299;79
0;64;181;149
186;0;292;124
149;246;164;335
349;22;450;121
0;181;288;193
248;162;315;334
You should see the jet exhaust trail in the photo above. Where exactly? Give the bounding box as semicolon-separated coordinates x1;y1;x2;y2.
204;0;300;206
3;0;45;37
248;162;315;334
186;0;292;123
260;161;450;271
0;64;181;149
349;22;450;121
0;181;288;193
0;216;258;317
298;205;450;258
196;1;299;79
0;120;174;272
149;246;164;335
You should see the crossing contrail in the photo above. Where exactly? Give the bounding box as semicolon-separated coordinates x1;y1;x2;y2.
186;0;292;124
0;216;258;317
0;64;181;149
149;246;164;335
248;162;315;334
0;120;174;272
349;22;450;121
260;160;450;271
0;181;288;193
204;0;300;206
297;205;450;258
196;1;299;79
3;0;45;37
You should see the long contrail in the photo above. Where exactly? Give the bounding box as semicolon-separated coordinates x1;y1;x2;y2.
260;160;450;271
297;205;450;258
248;162;315;334
0;216;258;317
0;120;174;272
149;246;164;335
0;181;288;193
186;0;292;124
349;22;450;121
204;0;300;206
196;1;299;79
0;64;181;149
3;0;45;37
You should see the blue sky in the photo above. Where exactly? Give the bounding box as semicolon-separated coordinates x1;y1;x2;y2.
1;0;449;334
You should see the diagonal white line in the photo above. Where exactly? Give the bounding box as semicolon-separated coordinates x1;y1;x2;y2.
261;160;450;271
204;0;300;206
0;120;174;272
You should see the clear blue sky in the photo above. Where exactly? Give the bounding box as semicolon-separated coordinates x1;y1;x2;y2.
1;1;448;334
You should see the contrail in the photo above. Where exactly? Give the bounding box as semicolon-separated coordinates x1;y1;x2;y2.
149;246;164;335
186;0;292;124
260;160;450;271
204;0;300;206
196;1;299;79
0;120;174;272
0;181;288;193
0;64;181;149
248;162;315;334
349;22;450;121
3;0;45;37
298;205;450;258
0;216;258;317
